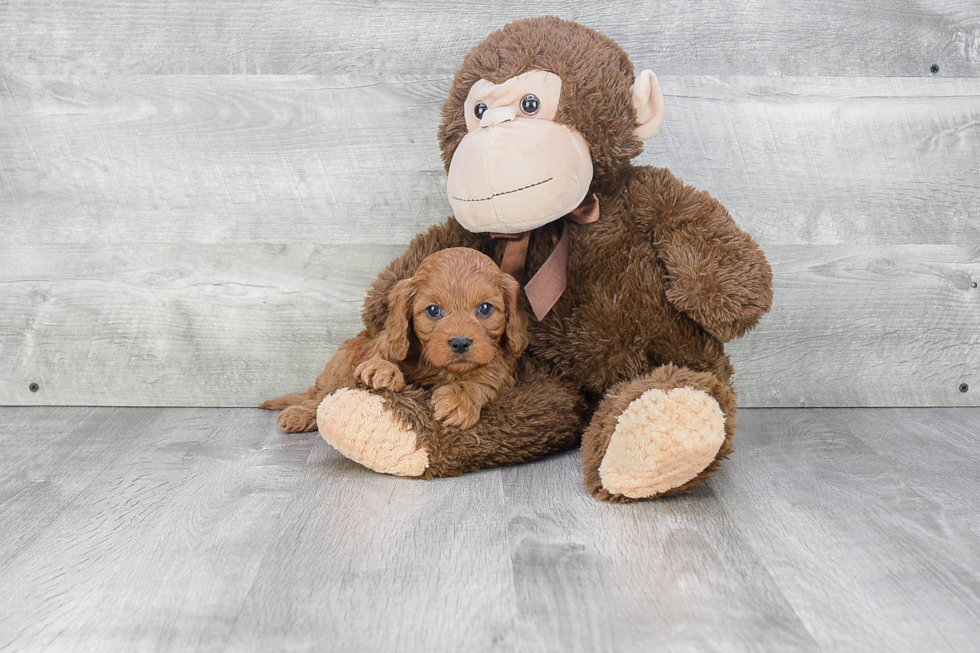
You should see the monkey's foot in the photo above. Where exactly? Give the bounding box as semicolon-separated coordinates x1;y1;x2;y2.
316;387;429;477
589;387;726;501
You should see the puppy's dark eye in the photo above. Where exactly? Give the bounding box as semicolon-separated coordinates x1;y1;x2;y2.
477;302;494;317
425;304;443;319
520;94;540;115
474;102;488;120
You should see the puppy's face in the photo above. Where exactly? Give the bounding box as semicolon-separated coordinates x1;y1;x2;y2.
381;248;528;374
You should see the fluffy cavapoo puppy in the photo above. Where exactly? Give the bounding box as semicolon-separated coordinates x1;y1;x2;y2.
261;247;528;431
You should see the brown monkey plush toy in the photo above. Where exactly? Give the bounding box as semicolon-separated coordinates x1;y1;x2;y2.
263;16;773;502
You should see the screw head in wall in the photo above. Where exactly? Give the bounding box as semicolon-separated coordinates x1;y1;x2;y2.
29;383;39;392
960;383;970;393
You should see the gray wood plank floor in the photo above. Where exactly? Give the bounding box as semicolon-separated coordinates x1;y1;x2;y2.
1;407;977;652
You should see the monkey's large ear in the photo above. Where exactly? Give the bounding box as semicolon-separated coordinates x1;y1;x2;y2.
378;277;416;362
501;273;529;358
631;70;665;139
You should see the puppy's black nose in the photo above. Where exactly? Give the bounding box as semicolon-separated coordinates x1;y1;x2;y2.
449;336;472;354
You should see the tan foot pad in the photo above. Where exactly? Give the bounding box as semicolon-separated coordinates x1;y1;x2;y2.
316;388;429;477
599;387;725;499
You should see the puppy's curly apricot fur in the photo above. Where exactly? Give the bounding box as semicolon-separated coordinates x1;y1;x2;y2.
262;248;527;431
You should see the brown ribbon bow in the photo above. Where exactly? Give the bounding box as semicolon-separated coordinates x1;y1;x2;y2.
492;193;600;321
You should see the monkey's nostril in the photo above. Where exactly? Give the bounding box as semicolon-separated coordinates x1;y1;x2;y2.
480;106;517;127
449;336;472;354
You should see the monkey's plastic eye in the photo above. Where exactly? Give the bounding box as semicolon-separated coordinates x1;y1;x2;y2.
477;302;494;317
425;304;443;319
520;94;540;115
474;102;488;120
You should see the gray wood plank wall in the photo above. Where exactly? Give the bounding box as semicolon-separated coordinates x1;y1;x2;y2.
1;2;978;407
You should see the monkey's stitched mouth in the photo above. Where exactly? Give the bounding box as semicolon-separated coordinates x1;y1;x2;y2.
451;177;553;202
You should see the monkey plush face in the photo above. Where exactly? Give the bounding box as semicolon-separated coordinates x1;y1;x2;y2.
447;71;593;234
440;17;665;235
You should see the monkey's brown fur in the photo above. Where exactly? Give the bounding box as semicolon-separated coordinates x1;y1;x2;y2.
264;17;772;501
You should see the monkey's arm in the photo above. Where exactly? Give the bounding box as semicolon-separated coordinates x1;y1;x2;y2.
361;217;484;334
631;167;773;342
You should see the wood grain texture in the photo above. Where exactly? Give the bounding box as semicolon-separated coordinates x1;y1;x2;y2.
0;242;403;407
0;74;450;246
716;408;980;652
1;0;978;76
2;75;978;246
1;243;977;407
222;437;519;651
2;74;977;407
0;406;141;566
0;407;315;653
844;408;980;535
728;244;980;407
500;457;820;652
1;406;979;651
648;77;980;247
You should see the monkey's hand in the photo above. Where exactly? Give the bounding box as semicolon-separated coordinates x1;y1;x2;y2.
634;168;773;342
355;356;406;391
431;384;482;429
660;235;773;342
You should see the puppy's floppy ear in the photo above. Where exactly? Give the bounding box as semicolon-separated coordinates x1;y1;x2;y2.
379;277;416;361
500;273;529;357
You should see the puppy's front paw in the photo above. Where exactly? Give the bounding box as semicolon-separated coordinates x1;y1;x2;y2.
355;357;405;391
431;386;481;429
277;404;318;433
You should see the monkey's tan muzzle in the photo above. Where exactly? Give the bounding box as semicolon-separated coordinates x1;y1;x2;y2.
446;119;593;234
